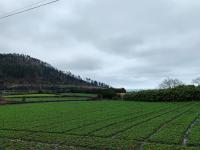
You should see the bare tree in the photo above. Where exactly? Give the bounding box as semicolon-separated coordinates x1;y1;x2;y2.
192;77;200;86
159;78;184;89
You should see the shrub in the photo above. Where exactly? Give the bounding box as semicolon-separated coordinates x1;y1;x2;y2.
22;97;26;102
98;88;117;99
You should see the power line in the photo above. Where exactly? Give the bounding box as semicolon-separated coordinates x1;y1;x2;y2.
2;0;51;15
0;0;60;19
0;0;60;20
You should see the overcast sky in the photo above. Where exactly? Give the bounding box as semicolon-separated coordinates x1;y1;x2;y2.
0;0;200;89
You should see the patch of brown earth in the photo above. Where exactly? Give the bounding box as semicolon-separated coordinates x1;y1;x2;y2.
0;97;8;105
0;97;17;105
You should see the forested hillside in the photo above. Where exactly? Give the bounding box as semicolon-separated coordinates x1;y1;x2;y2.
0;54;108;88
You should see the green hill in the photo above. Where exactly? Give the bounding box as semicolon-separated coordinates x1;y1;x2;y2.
0;53;107;89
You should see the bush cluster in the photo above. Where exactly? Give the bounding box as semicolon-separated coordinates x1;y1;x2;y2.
97;88;118;99
124;85;200;102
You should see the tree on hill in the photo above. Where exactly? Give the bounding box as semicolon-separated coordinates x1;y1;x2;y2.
192;77;200;86
159;78;184;89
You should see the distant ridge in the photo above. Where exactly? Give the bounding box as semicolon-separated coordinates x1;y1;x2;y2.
0;53;108;88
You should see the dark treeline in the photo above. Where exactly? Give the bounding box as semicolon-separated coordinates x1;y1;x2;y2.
0;53;109;88
125;85;200;102
1;84;125;93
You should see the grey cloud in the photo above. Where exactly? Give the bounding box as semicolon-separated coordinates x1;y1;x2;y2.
1;0;200;89
57;57;103;71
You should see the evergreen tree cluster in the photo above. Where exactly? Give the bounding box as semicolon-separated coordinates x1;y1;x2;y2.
0;53;108;88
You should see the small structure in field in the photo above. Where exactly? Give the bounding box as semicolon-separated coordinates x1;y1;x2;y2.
116;93;126;100
115;88;126;100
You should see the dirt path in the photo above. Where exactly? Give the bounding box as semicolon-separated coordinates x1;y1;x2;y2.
182;114;200;146
134;105;195;150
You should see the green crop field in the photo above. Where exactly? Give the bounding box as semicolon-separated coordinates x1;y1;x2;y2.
3;93;97;98
3;93;97;103
3;94;57;98
4;97;91;102
0;101;200;150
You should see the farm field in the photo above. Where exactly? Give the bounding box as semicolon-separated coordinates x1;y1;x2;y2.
3;93;96;103
3;93;97;98
0;101;200;150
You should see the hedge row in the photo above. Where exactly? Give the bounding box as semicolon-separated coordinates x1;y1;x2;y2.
124;85;200;102
0;85;126;95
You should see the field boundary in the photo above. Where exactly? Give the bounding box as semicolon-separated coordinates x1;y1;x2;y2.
0;99;96;106
0;137;95;150
1;135;200;150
